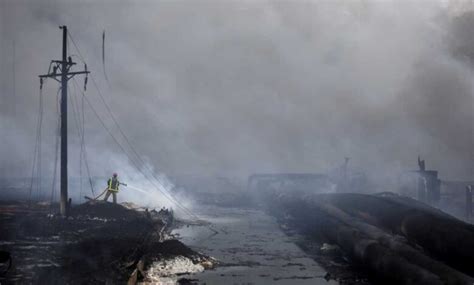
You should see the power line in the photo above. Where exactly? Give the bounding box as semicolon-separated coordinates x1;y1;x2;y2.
50;90;61;206
69;83;83;197
29;86;44;205
88;75;200;218
67;32;201;220
75;79;199;219
84;60;200;219
80;87;95;196
102;30;111;86
69;82;95;197
89;81;200;218
72;82;84;198
67;31;221;237
37;84;43;201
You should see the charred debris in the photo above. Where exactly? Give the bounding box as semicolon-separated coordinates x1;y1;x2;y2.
0;200;213;284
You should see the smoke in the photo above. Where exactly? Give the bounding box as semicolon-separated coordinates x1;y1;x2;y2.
1;0;474;203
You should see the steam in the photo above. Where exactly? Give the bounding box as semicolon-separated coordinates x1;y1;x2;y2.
1;0;474;204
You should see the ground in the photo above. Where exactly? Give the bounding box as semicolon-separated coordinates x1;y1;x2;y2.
0;200;211;284
172;205;353;285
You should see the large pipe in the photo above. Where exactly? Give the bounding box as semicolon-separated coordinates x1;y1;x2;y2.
266;192;474;284
316;193;474;276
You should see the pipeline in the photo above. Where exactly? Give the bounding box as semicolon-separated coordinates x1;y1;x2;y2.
263;192;474;285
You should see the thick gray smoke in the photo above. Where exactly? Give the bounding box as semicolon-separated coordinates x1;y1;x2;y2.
1;0;473;200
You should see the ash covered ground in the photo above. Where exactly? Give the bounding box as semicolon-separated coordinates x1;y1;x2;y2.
0;200;213;284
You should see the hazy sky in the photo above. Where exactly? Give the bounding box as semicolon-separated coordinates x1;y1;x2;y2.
1;0;473;186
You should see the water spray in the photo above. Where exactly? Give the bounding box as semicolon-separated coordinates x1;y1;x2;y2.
127;184;154;195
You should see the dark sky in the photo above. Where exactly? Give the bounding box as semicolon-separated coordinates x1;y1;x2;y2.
1;0;473;186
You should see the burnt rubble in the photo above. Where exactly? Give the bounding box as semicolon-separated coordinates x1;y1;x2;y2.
0;200;211;284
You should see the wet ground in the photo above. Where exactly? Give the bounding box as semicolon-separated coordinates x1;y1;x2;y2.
0;200;200;284
173;205;338;285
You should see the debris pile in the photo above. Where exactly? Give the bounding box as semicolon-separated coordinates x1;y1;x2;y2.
69;200;144;220
0;200;211;284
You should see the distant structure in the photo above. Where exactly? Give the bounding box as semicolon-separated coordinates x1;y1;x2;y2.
417;156;425;171
400;156;441;206
416;156;441;206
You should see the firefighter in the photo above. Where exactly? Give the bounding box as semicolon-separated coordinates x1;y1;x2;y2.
104;173;126;204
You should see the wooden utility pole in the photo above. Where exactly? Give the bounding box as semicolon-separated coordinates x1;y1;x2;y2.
39;26;89;216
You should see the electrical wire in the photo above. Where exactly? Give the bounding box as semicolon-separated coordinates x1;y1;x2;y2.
74;78;198;219
67;32;203;221
50;117;60;205
80;85;95;196
69;83;95;197
50;88;61;206
84;64;201;219
66;31;218;233
28;86;44;205
37;85;43;201
70;80;201;222
69;83;83;198
102;30;110;86
88;75;202;219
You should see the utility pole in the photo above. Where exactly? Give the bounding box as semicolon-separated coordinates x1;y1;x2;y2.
39;26;89;216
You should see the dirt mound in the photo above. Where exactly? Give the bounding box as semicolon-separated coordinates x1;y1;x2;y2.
69;201;143;219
